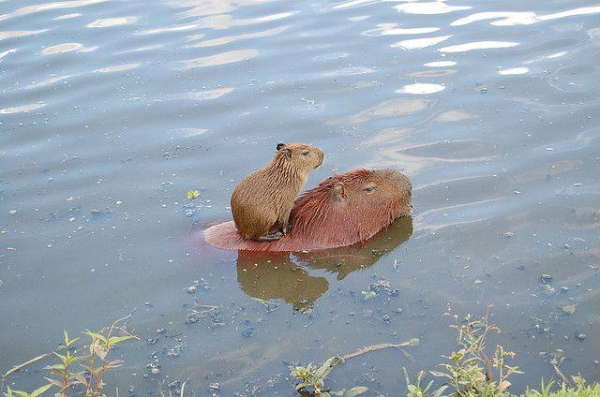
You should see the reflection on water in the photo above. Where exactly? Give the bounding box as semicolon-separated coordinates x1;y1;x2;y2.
392;35;452;50
175;49;258;69
86;16;138;28
235;217;413;310
396;83;445;95
2;0;600;394
395;2;471;15
439;40;520;53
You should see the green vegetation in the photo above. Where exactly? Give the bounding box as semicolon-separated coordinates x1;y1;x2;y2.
2;317;137;397
291;312;600;397
3;312;599;397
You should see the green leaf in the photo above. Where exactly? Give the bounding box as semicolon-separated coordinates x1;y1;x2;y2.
107;335;135;345
105;360;125;369
43;364;64;371
344;386;368;396
315;357;341;380
30;384;53;397
85;331;107;343
67;356;86;365
43;378;62;388
295;383;307;391
430;370;451;379
51;352;67;364
433;385;448;396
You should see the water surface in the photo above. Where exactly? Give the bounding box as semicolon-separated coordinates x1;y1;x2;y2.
1;0;600;395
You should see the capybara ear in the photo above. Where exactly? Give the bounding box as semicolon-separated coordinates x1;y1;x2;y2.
332;182;348;204
284;147;292;159
276;143;286;151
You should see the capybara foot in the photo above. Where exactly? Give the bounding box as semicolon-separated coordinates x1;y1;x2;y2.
256;231;284;242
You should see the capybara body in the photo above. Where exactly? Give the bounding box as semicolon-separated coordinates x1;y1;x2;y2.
207;169;412;251
230;143;324;241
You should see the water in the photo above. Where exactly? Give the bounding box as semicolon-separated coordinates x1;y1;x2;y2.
1;0;600;394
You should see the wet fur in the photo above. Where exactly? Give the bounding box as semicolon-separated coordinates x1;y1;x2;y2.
207;169;412;251
230;143;324;240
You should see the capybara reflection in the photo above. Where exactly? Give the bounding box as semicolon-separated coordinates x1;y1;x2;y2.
206;169;412;251
231;143;324;242
236;251;329;311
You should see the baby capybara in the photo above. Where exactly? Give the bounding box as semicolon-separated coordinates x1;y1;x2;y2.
230;143;324;241
207;169;412;251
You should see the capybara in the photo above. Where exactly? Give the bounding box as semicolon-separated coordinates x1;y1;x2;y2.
206;168;412;251
230;143;324;241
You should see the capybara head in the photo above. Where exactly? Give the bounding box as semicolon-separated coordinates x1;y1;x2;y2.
288;169;412;248
274;143;324;173
204;169;412;252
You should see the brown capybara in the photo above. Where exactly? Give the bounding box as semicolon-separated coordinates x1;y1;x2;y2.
230;143;324;241
206;168;412;251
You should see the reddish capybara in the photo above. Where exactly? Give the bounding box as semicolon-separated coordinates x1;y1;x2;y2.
231;143;324;242
205;169;412;251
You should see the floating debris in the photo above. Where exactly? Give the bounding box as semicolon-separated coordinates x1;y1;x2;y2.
542;284;556;296
561;305;576;315
187;190;200;200
368;279;399;297
541;274;553;282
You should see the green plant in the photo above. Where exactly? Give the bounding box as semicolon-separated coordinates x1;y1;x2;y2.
426;312;522;397
291;340;419;396
526;377;600;397
2;317;138;397
403;368;447;397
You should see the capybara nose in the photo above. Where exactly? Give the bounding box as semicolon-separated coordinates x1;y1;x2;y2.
383;169;412;197
315;148;324;168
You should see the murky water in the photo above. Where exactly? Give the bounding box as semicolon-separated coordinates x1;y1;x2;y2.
2;0;600;395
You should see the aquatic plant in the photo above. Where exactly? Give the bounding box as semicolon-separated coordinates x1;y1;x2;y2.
2;317;137;397
290;339;419;396
417;311;523;397
403;311;599;397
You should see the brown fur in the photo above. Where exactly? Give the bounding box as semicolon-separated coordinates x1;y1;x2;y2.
207;169;412;251
230;143;324;241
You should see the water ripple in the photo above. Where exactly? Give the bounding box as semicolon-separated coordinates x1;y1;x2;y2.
452;6;600;27
0;0;106;22
498;67;529;75
395;2;471;15
41;43;97;55
392;35;452;50
0;103;45;114
362;24;440;37
175;49;258;69
87;16;139;28
439;41;519;53
0;29;48;41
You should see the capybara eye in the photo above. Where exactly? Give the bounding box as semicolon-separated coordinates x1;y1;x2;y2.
362;186;377;194
302;150;310;156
